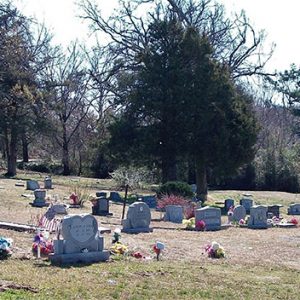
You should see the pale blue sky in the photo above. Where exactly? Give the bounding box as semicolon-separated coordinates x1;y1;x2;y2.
15;0;300;72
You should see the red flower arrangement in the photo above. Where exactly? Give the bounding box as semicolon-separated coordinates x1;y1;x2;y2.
32;232;53;257
289;217;299;225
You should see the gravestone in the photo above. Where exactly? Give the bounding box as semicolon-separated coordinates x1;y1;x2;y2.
240;198;253;214
49;214;109;264
30;189;49;207
267;205;282;218
92;197;112;216
164;205;184;223
26;180;40;191
110;192;123;203
44;176;52;189
195;206;221;231
232;205;246;222
122;202;153;233
224;199;234;212
248;205;268;229
140;195;157;208
96;191;107;198
288;203;300;215
190;184;197;193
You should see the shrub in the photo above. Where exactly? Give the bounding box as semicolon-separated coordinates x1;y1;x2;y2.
156;181;194;199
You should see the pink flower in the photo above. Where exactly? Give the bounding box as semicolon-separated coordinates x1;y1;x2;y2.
239;219;245;225
196;220;206;231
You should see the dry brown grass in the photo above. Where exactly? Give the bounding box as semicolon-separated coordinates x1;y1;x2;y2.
0;174;300;299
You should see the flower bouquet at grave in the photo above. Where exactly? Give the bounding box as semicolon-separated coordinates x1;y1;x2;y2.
205;241;225;259
110;242;128;255
288;217;299;226
153;241;165;261
195;220;206;231
32;231;53;257
0;237;13;260
182;217;195;230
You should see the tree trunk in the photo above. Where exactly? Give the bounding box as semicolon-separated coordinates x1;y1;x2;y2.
161;158;177;183
62;124;70;175
62;143;70;175
195;160;207;202
22;131;29;162
5;128;18;177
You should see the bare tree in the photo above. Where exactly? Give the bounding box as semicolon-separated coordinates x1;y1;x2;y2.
43;43;93;175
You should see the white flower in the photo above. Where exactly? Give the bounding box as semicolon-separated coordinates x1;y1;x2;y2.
211;241;220;251
114;228;121;234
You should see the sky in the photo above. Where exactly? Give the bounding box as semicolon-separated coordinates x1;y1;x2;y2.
14;0;300;72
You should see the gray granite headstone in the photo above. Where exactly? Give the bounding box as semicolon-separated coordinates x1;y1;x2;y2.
44;177;52;189
26;180;40;190
49;214;109;264
240;198;253;214
122;202;152;233
267;205;282;218
31;189;48;207
288;203;300;215
232;205;246;222
164;205;184;223
110;192;123;202
141;195;157;208
224;199;235;211
248;205;268;229
195;206;221;231
190;184;197;193
96;192;107;198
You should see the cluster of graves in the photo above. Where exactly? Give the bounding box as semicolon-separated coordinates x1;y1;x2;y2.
4;179;299;266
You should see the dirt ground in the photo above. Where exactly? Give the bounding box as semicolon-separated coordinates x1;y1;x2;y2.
0;177;299;271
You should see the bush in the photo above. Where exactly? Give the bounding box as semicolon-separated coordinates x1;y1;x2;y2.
156;181;194;199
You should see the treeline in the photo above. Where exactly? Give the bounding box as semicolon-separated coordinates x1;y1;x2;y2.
0;1;300;196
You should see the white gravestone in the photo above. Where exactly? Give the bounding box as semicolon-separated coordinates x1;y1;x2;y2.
49;214;109;264
164;205;184;223
122;202;153;233
288;203;300;215
195;206;221;231
248;205;268;229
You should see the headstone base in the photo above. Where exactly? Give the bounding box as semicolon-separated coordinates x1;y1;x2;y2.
29;202;50;208
93;212;113;216
49;250;110;265
121;227;153;234
204;225;221;231
276;223;297;228
248;224;268;229
69;204;82;208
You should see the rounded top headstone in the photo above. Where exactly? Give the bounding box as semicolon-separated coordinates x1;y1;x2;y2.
61;215;98;245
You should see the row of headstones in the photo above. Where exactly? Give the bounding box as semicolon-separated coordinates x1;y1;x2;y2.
92;191;157;216
225;198;300;216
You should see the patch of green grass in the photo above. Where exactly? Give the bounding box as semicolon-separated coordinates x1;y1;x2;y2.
0;259;299;299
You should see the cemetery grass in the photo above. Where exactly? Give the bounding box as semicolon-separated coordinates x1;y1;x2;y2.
0;173;300;299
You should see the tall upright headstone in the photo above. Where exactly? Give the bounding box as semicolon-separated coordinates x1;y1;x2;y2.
31;189;49;207
44;176;52;189
248;205;268;229
232;205;246;222
122;202;153;233
164;205;184;223
195;206;221;231
240;197;253;214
